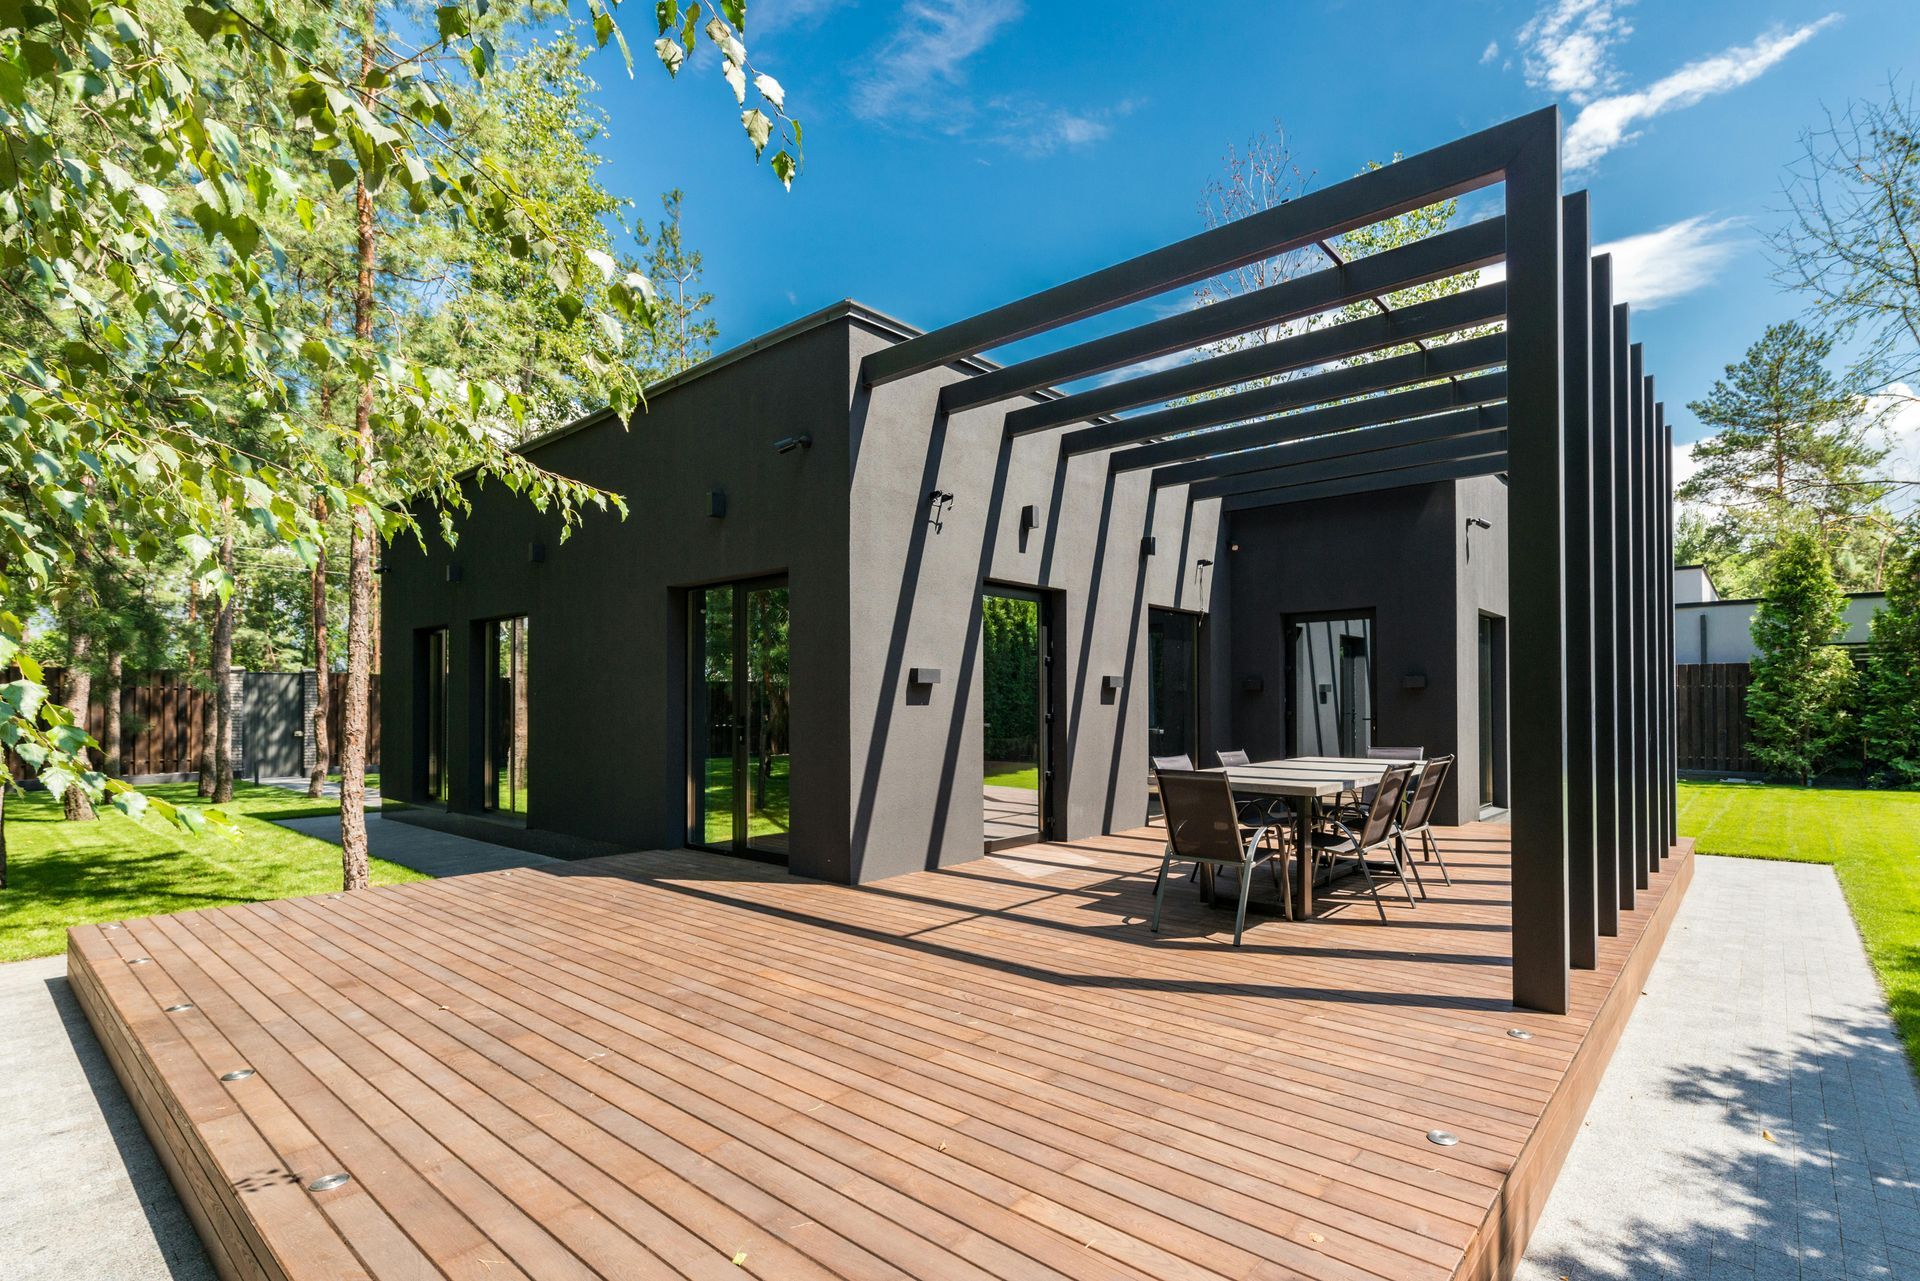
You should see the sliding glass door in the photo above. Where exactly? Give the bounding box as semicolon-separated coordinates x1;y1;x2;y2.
1147;609;1199;768
691;579;791;859
418;627;449;803
1288;614;1375;757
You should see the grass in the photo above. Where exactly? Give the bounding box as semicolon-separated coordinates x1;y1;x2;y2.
984;764;1039;790
701;755;791;845
1679;780;1920;1069
1;781;430;963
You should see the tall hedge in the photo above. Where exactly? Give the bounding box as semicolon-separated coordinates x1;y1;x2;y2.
1863;524;1920;785
1746;524;1857;783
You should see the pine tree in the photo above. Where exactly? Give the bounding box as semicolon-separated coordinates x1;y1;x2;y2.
645;189;718;378
1746;523;1858;783
1862;522;1920;784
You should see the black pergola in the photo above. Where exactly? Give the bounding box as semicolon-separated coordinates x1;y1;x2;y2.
862;108;1676;1014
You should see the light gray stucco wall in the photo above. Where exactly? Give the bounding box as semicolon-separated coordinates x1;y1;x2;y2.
1674;594;1883;666
1453;474;1512;822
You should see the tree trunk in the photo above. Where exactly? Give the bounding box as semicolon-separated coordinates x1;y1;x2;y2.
62;627;97;821
212;527;236;802
196;584;217;798
338;5;379;893
308;498;331;799
1;759;9;888
103;651;123;777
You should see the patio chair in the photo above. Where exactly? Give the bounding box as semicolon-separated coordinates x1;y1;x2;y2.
1216;748;1294;826
1394;753;1455;887
1366;746;1425;761
1150;769;1290;945
1308;762;1418;922
1337;745;1425;814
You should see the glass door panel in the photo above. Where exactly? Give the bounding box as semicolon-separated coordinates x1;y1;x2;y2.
1290;616;1374;757
421;628;448;803
1147;609;1199;768
982;591;1045;850
693;585;738;848
744;586;791;857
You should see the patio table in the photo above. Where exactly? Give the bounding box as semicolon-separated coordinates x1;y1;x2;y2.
1202;756;1422;919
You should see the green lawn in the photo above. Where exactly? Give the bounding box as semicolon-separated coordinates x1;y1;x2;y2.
1;782;429;963
701;755;791;844
1679;780;1920;1067
984;764;1040;790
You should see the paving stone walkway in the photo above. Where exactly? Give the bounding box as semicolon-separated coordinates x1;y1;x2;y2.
1521;855;1920;1280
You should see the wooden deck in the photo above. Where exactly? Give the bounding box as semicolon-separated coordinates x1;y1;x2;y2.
69;823;1692;1281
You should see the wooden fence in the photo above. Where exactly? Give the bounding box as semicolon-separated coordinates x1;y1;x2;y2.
1675;662;1756;774
7;668;379;781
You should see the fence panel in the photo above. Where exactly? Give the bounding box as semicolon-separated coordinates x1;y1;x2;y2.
1676;662;1755;774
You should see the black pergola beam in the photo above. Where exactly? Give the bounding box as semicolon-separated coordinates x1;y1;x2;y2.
1152;401;1506;489
1017;285;1505;438
1117;370;1508;474
1188;425;1510;500
863;110;1552;386
1589;254;1621;936
1562;194;1598;972
941;219;1506;414
1216;456;1508;513
1065;331;1505;457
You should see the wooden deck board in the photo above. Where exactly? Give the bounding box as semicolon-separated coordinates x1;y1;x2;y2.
69;823;1693;1281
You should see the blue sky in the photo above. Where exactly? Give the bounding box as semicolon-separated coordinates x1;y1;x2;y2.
587;0;1918;458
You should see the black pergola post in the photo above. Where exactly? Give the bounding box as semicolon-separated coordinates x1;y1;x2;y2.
1630;343;1655;884
1560;193;1597;970
1589;255;1621;935
1505;114;1571;1014
1660;402;1677;845
1610;303;1638;909
1642;371;1663;866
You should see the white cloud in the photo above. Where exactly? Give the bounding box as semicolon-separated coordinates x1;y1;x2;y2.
1869;384;1920;515
1480;39;1501;66
1595;215;1746;310
852;0;1025;127
1563;15;1839;170
1518;0;1634;104
752;0;854;35
988;97;1130;155
1672;442;1702;492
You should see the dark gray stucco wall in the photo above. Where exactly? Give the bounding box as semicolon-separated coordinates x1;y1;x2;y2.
843;319;1222;882
380;316;854;879
1220;479;1487;824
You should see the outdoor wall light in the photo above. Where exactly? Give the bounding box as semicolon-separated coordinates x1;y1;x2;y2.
1141;535;1157;557
707;489;728;518
1102;674;1123;694
445;564;463;584
1466;517;1492;531
528;542;546;564
1020;504;1039;534
927;489;954;532
909;667;942;687
774;433;812;454
1196;557;1214;569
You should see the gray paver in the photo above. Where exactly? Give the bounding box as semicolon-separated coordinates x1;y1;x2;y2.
1520;855;1920;1281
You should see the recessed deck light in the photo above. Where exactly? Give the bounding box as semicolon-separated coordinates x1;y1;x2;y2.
306;1173;351;1192
127;957;150;965
220;1069;255;1082
165;1004;194;1013
1507;1028;1533;1040
1427;1129;1459;1147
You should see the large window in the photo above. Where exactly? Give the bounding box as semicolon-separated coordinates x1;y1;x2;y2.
691;580;791;859
1479;613;1509;810
417;628;448;803
483;617;530;817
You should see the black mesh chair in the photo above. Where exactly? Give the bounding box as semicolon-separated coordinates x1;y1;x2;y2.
1339;745;1426;815
1309;762;1418;922
1150;769;1290;945
1366;746;1425;761
1216;748;1293;826
1394;753;1455;886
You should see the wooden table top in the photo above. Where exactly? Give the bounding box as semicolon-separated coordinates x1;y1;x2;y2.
1207;756;1421;798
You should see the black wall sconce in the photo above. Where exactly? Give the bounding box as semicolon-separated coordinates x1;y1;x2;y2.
707;489;728;518
774;433;812;454
1141;535;1157;557
908;667;942;687
445;564;463;584
1020;504;1039;534
1197;557;1214;569
1402;672;1428;690
927;490;954;533
1102;674;1123;694
1466;516;1493;531
529;542;546;564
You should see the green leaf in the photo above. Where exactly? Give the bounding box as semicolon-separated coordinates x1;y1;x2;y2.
741;108;771;157
435;5;469;40
656;0;677;34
